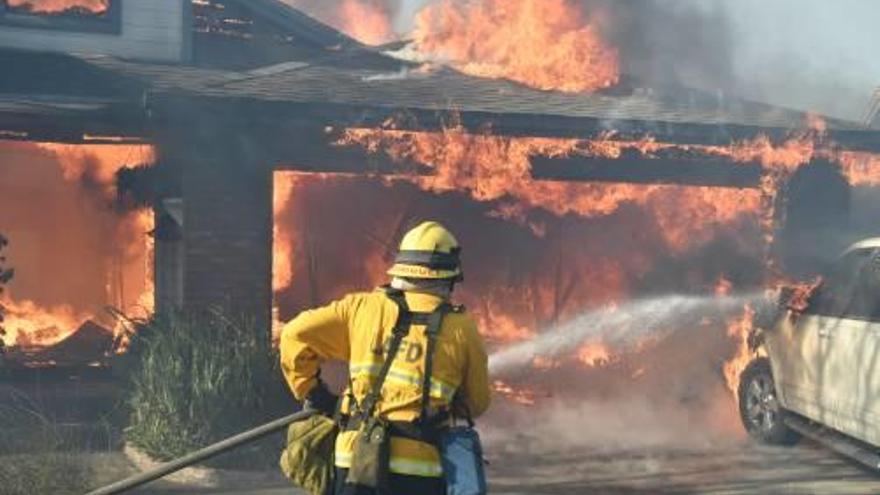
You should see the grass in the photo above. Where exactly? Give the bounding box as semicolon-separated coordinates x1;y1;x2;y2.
0;393;94;495
123;309;295;469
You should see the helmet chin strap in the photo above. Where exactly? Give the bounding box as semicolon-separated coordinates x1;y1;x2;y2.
390;277;454;299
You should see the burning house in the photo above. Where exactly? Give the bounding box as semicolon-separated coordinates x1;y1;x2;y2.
1;0;880;417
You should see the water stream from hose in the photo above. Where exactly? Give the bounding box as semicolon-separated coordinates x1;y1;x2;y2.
489;292;764;376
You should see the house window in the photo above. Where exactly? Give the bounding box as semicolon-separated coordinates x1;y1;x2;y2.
0;0;121;33
7;0;109;15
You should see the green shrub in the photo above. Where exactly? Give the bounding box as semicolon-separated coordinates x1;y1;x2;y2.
124;310;295;469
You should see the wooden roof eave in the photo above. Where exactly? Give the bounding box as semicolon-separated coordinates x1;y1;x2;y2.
145;91;880;155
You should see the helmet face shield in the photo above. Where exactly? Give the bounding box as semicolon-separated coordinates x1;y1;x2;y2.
388;222;463;281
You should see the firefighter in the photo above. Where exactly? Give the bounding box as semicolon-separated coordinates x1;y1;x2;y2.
280;221;491;495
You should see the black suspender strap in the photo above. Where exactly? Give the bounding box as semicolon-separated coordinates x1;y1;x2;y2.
419;302;452;425
355;287;459;436
358;289;411;421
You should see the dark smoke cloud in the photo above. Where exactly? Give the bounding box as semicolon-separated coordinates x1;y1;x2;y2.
392;0;879;120
720;0;880;121
583;0;878;121
598;1;735;92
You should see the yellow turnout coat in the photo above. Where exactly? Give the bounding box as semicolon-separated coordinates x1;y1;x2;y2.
280;289;491;478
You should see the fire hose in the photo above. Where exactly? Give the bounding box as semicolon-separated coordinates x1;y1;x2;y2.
85;409;316;495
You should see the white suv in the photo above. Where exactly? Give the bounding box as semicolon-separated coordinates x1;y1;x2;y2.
739;238;880;469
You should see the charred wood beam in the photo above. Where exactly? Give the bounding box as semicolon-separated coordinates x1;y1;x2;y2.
272;142;430;176
149;95;880;154
161;118;765;188
0;96;147;144
268;128;762;188
0;129;148;144
225;123;432;175
530;154;764;188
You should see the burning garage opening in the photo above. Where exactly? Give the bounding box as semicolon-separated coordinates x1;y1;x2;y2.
2;0;880;493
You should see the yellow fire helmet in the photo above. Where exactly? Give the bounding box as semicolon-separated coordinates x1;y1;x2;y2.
387;221;463;281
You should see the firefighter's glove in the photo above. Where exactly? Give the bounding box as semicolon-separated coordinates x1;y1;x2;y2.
304;380;338;416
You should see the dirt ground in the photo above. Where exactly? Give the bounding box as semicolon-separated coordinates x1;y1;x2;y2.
85;439;880;495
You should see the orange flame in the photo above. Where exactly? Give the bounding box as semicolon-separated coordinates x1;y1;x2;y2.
411;0;619;93
576;342;613;368
36;143;156;199
273;172;300;293
283;0;395;45
272;172;302;338
0;296;87;348
492;380;538;406
1;143;155;351
722;304;756;397
714;275;733;297
338;0;395;45
837;151;880;187
339;125;764;253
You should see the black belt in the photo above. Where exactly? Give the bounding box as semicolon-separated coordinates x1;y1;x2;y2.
342;412;450;445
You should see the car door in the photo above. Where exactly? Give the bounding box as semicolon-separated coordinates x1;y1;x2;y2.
816;248;880;445
770;301;824;420
771;249;871;423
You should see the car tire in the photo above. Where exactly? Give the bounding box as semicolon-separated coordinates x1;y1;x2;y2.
738;358;801;446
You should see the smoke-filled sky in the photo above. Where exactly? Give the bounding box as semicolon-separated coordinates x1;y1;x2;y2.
385;0;880;121
720;0;880;121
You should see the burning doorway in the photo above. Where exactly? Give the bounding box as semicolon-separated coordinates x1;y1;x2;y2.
0;141;154;366
270;159;767;412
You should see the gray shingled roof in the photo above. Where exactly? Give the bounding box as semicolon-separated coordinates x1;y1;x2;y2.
85;55;864;133
0;0;872;146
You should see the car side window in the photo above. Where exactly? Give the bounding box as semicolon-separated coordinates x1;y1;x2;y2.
808;249;876;320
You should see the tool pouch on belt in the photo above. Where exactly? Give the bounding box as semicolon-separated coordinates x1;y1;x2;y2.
345;288;411;491
347;416;392;490
279;413;338;495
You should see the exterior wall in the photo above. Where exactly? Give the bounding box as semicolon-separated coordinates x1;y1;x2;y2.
0;0;191;63
154;198;184;314
179;139;273;332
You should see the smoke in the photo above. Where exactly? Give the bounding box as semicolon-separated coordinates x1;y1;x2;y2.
310;0;879;120
482;391;743;453
718;0;880;121
580;0;879;120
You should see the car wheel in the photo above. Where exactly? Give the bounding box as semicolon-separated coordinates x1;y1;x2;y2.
738;358;801;445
